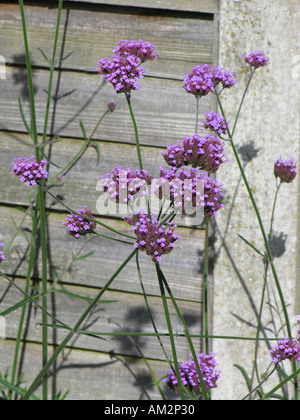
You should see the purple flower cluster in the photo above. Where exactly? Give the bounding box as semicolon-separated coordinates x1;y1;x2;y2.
155;167;224;218
94;39;158;94
274;157;297;184
164;352;221;394
99;167;153;204
183;64;236;98
63;206;97;239
211;65;238;89
112;39;159;63
161;133;227;174
11;157;48;186
125;212;180;262
243;51;270;69
201;112;229;136
94;54;145;94
0;244;5;264
270;337;300;364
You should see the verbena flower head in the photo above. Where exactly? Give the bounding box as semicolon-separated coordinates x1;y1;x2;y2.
11;157;48;186
274;157;297;183
212;65;237;89
99;167;153;204
270;337;300;364
183;64;215;98
94;54;146;94
112;39;159;62
201;112;229;136
155;167;224;218
161;134;227;173
125;211;180;262
243;51;270;69
183;64;236;97
164;352;221;394
0;244;5;264
94;40;158;93
63;206;97;239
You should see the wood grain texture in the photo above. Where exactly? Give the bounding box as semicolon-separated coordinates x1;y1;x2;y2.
48;0;219;14
0;339;178;400
0;3;215;78
0;278;202;360
1;65;213;147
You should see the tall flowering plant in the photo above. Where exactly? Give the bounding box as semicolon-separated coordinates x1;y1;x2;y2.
0;0;299;402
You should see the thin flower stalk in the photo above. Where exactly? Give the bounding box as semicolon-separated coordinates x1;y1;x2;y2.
18;0;50;400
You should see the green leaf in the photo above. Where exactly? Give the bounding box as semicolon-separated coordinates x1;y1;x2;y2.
0;375;40;400
18;97;32;136
51;288;117;304
61;51;73;62
37;47;51;65
79;120;88;142
234;364;252;392
91;141;100;164
0;297;32;316
74;251;96;261
237;233;265;257
15;206;27;213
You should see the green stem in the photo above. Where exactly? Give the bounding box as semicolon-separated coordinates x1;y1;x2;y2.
242;365;277;400
18;0;50;399
156;263;209;400
10;204;39;399
22;248;138;400
125;92;143;171
38;186;48;400
136;252;172;368
231;68;255;138
253;182;281;390
42;0;64;148
196;96;200;133
263;367;300;400
56;110;110;178
18;0;39;153
204;218;210;355
155;263;186;400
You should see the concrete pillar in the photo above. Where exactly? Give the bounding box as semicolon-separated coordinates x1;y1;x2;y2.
213;0;300;399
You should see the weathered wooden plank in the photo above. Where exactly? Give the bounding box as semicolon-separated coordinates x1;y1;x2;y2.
49;0;219;14
0;205;205;301
0;278;202;360
0;65;213;146
0;339;177;400
0;4;215;78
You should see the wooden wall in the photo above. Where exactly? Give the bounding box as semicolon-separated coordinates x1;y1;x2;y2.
0;0;219;400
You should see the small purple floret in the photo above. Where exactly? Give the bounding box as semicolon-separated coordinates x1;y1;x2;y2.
0;244;5;264
63;206;97;239
274;157;297;183
164;352;221;394
11;157;48;186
